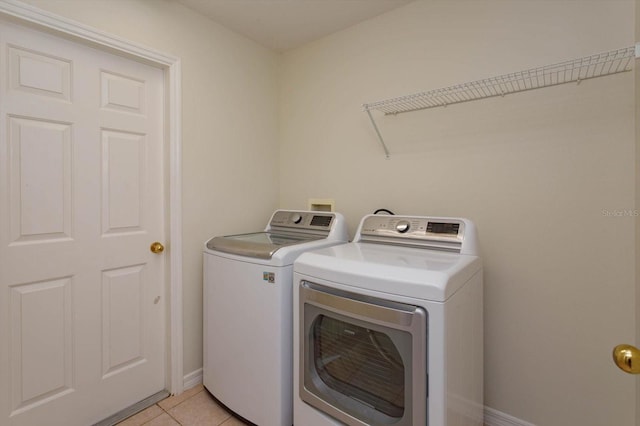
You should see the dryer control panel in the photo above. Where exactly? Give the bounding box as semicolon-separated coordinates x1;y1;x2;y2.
356;215;478;255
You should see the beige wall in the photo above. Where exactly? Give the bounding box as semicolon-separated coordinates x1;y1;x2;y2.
279;1;636;425
18;0;281;376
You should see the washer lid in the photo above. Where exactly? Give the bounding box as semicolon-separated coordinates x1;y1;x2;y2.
206;231;323;259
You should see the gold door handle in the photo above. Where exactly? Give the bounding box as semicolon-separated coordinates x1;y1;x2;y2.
150;242;165;254
613;344;640;374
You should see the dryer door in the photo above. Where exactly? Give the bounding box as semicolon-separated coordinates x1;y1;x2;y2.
299;281;427;426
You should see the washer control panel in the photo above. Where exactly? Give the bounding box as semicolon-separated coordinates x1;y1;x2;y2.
269;210;334;232
358;215;469;252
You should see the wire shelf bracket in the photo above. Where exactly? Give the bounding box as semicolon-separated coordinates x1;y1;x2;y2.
363;45;638;158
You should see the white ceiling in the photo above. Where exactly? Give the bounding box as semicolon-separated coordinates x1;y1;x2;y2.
175;0;415;52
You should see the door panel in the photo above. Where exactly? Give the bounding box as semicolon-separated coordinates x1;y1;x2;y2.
8;45;72;101
101;129;145;233
101;70;146;114
8;116;72;243
101;264;146;378
0;18;166;426
9;277;74;415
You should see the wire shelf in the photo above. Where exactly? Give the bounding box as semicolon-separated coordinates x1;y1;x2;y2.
363;46;636;157
364;47;635;115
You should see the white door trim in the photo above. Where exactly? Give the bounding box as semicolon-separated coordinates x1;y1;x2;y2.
0;0;184;395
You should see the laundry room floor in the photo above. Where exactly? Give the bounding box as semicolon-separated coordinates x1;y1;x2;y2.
115;384;250;426
115;384;489;426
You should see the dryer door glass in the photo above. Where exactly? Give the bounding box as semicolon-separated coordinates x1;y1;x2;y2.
312;315;405;418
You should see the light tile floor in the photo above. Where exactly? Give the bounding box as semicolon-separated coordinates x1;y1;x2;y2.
116;384;251;426
116;386;488;426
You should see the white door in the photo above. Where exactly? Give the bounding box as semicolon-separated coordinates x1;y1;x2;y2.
0;18;166;426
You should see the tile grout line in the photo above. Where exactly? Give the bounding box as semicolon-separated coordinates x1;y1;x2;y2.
139;387;238;426
164;395;191;426
140;390;195;426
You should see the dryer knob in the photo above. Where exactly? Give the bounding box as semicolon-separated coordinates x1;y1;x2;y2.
396;220;410;233
291;213;303;224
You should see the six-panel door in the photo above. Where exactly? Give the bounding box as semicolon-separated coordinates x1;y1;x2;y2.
0;18;167;426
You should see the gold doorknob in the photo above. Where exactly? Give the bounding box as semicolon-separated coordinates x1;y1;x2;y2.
613;344;640;374
150;242;165;254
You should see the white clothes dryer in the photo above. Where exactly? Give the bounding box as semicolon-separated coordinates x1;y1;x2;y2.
293;214;483;426
203;210;348;426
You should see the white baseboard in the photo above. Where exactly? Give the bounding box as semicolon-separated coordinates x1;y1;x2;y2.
183;368;203;391
484;407;536;426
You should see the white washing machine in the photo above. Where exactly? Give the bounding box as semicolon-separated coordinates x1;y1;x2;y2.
293;214;483;426
203;210;348;426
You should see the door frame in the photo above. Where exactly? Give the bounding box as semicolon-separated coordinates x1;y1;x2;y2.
0;0;185;395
